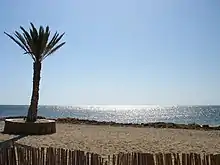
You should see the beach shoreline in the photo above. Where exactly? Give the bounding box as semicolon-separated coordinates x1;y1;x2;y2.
0;116;219;131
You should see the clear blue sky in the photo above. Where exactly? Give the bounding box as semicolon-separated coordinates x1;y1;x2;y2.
0;0;220;105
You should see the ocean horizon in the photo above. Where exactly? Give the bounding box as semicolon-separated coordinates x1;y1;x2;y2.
0;105;219;126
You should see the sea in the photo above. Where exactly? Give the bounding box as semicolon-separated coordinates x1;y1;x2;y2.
0;105;219;126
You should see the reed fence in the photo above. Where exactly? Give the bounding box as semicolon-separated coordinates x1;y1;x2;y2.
0;143;219;165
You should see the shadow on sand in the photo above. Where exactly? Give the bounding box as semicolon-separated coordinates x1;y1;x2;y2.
0;135;27;148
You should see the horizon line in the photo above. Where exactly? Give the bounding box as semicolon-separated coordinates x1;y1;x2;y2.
0;104;219;107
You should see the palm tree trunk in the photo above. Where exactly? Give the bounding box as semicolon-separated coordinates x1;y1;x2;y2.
26;61;42;122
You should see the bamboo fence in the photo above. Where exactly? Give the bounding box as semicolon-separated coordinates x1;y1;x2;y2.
0;143;219;165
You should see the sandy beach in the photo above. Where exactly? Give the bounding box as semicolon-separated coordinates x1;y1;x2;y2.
0;122;220;157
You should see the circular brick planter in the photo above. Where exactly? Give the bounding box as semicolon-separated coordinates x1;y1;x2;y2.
3;118;56;135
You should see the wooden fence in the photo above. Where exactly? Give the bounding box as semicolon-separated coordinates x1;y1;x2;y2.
0;143;219;165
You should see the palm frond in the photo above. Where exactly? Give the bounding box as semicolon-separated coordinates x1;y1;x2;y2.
40;26;50;55
4;31;36;61
30;22;38;41
42;42;66;61
41;32;65;60
42;32;59;55
20;26;35;54
4;32;27;53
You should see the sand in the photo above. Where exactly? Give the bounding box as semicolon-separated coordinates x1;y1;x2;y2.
0;122;220;156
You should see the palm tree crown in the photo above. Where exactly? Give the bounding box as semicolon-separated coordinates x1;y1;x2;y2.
4;22;65;62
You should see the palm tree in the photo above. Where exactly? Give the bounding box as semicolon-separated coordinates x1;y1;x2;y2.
4;23;65;122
